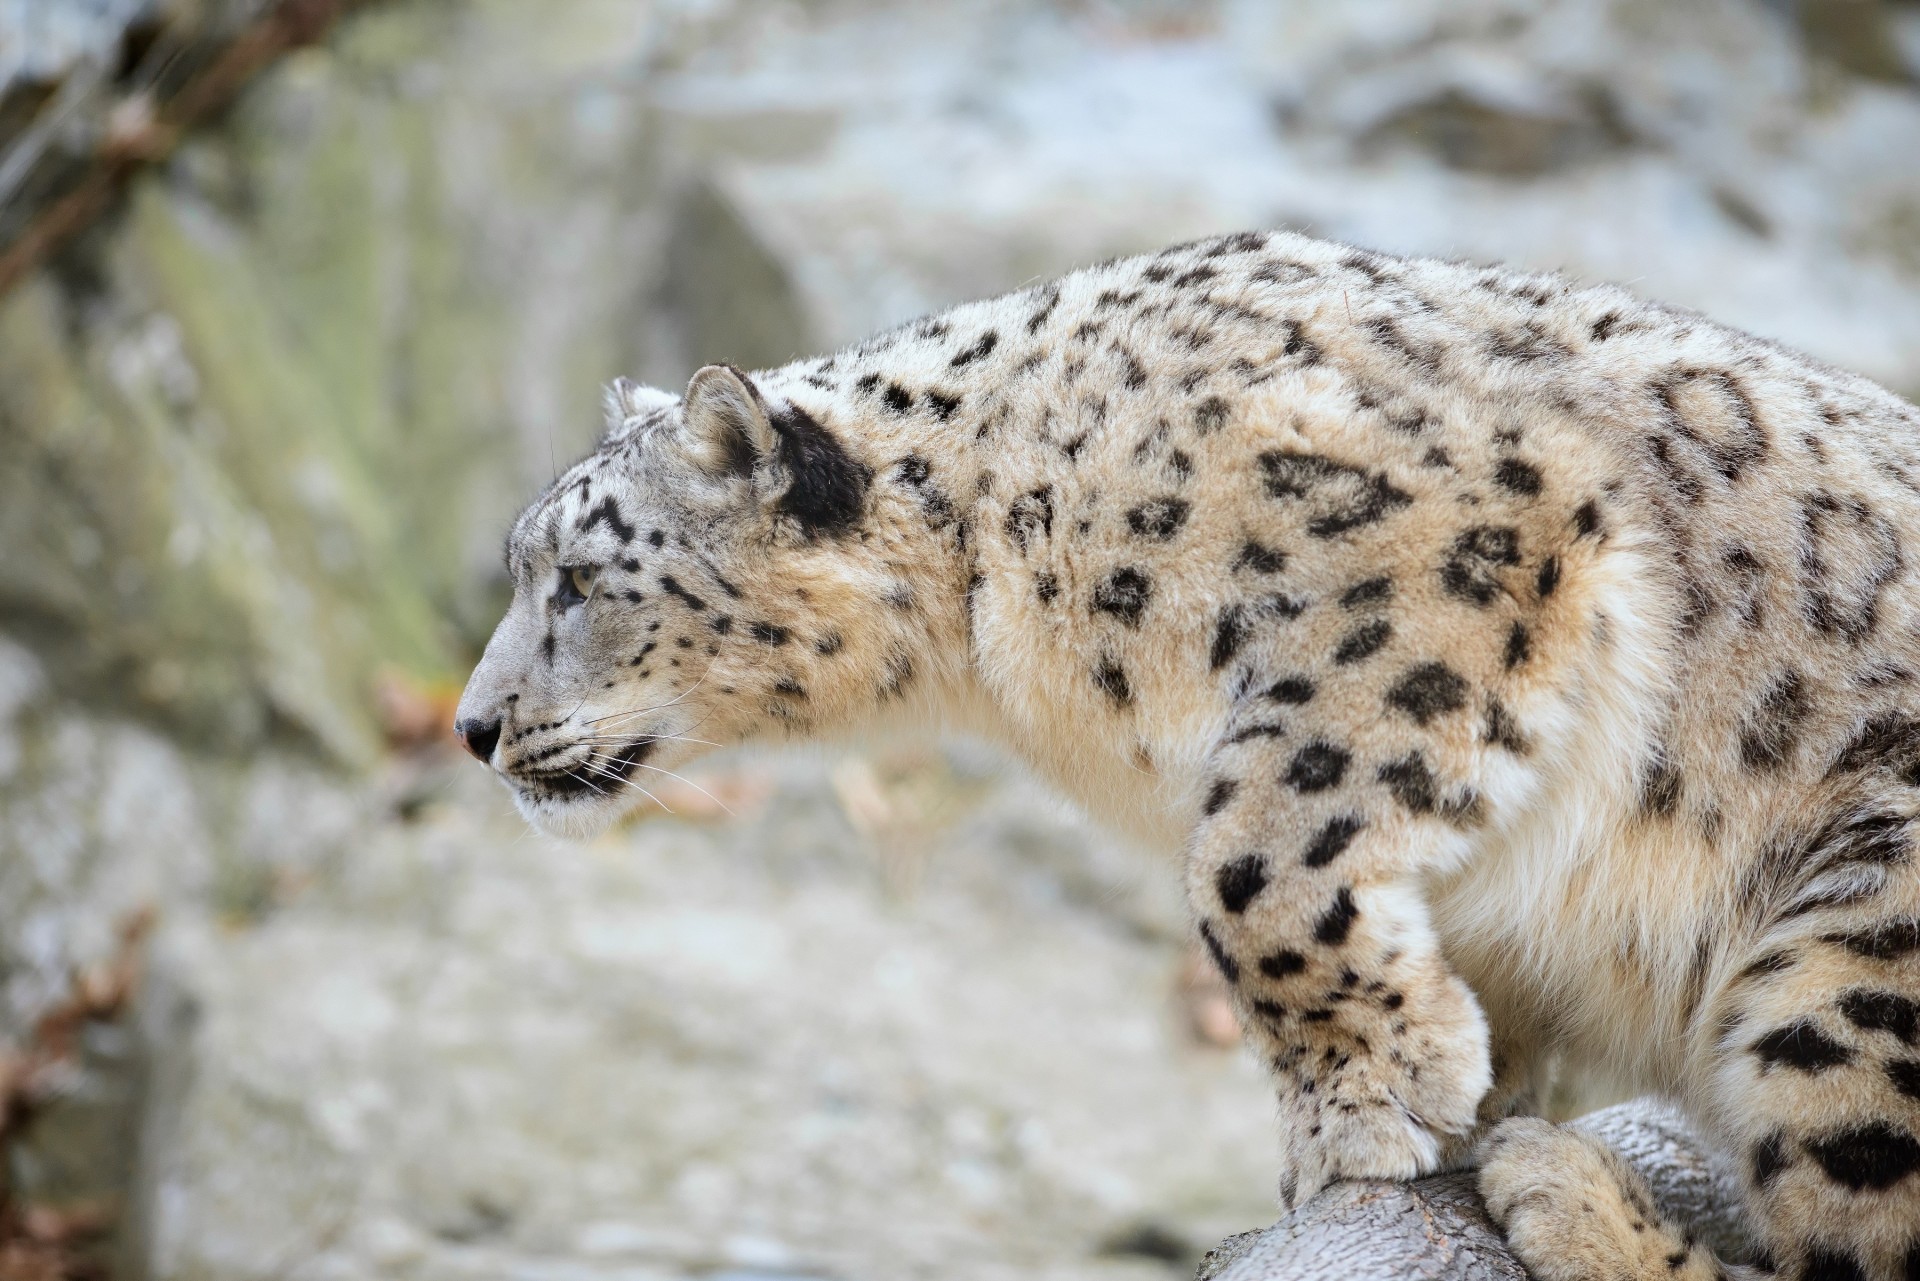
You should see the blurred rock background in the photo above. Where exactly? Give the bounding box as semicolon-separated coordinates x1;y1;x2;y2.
0;0;1917;1277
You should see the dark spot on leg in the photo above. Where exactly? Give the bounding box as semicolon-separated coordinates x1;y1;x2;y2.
1303;816;1365;868
1384;661;1467;724
1888;1057;1920;1100
1333;618;1392;665
1216;853;1270;914
1823;919;1920;959
748;621;790;646
1740;669;1811;771
1091;567;1153;627
1093;656;1134;708
1286;742;1350;793
1640;750;1682;818
1494;458;1542;496
1236;540;1286;573
1378;753;1440;816
1265;675;1315;704
1536;556;1561;597
1199;919;1239;983
1837;989;1920;1043
1503;621;1531;669
1440;526;1521;605
1340;577;1393;609
1202;778;1239;817
1314;888;1359;945
1127;497;1190;541
1749;1020;1854;1071
1805;1122;1920;1190
1259;950;1307;979
882;383;913;413
1035;571;1059;603
1484;697;1528;754
1210;606;1248;670
1264;592;1307;620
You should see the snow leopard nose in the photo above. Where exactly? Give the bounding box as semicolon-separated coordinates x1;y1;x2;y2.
456;717;502;765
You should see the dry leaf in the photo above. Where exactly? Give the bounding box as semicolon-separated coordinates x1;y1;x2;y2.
373;668;463;752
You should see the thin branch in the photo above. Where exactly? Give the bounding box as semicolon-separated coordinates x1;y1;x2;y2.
0;0;373;299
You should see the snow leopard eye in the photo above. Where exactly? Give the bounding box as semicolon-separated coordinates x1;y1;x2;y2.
555;565;595;609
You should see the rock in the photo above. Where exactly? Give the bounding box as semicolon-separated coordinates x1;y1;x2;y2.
659;176;817;374
1355;85;1637;177
124;753;1276;1280
1794;0;1915;82
1194;1101;1751;1281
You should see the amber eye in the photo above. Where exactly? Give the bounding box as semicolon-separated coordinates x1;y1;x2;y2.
556;565;596;608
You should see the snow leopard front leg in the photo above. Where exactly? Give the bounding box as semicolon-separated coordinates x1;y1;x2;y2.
1188;697;1497;1205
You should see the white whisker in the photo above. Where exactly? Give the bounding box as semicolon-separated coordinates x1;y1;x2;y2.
586;653;722;726
631;762;734;816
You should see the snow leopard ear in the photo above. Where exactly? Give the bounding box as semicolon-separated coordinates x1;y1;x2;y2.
679;363;778;479
603;377;679;436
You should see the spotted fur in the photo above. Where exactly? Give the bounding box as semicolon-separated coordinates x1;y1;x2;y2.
458;232;1920;1280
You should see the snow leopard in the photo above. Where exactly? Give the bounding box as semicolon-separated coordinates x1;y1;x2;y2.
456;229;1920;1280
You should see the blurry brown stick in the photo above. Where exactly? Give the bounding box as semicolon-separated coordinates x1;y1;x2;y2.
0;0;370;300
0;910;153;1281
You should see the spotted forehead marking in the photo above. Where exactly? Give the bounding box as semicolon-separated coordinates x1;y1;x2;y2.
507;453;615;581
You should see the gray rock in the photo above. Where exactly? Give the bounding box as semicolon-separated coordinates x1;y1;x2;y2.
1195;1101;1750;1281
